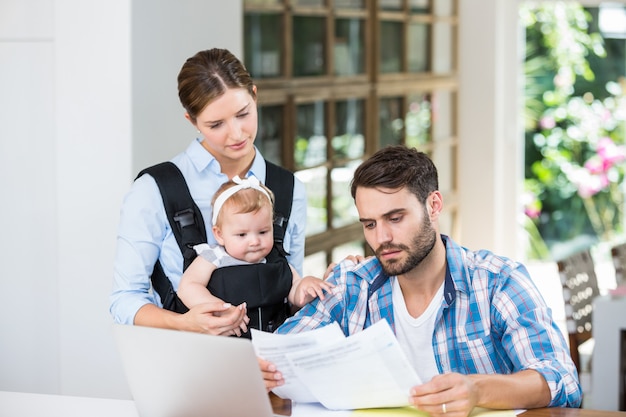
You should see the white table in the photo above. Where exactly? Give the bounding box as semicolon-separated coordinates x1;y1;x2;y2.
0;391;139;417
592;294;626;411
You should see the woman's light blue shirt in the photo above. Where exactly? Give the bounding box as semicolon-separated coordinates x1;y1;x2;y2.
110;139;307;324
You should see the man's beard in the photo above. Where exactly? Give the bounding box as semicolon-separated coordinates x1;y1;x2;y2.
375;217;437;277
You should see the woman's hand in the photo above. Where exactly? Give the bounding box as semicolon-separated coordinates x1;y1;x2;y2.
258;357;285;392
323;254;369;279
185;301;249;336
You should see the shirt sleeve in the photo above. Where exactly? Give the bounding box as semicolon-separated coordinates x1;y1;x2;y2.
283;176;307;276
493;264;583;408
195;244;229;268
110;174;168;324
276;258;364;335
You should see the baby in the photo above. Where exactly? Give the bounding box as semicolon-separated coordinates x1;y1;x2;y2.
177;175;333;333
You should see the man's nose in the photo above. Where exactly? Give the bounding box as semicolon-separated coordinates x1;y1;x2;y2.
376;224;392;244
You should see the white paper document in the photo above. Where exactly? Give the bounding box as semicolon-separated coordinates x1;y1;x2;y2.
251;320;421;410
251;322;346;402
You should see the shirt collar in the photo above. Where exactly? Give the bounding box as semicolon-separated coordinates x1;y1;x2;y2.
186;139;265;179
358;234;458;305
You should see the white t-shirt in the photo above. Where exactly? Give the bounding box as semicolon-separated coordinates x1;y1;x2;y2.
392;276;443;383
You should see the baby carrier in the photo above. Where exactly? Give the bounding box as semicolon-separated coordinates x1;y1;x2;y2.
136;160;294;338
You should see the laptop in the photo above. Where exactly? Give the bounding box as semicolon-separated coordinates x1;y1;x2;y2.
112;324;277;417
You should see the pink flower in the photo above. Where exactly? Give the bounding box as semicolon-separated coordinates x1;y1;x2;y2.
577;172;609;198
539;116;556;130
525;206;541;219
597;137;626;167
584;156;604;174
522;191;541;219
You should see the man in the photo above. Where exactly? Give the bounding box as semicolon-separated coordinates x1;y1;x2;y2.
260;145;582;415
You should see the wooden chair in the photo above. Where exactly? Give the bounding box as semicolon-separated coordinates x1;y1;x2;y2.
556;250;600;374
611;242;626;286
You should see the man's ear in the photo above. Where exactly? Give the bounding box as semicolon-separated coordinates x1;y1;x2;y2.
428;191;444;218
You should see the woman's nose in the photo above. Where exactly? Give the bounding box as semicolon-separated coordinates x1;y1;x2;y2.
227;119;243;139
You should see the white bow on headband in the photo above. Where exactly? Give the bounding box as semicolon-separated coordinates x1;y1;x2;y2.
211;175;272;225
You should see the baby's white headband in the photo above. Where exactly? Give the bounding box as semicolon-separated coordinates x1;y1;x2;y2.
211;175;272;226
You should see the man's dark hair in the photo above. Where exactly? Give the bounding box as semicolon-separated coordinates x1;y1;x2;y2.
350;145;439;204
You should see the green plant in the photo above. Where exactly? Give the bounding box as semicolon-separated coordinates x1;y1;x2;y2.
522;2;626;259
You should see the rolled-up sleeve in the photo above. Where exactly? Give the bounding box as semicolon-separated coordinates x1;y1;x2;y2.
110;174;167;324
283;177;307;276
494;266;583;407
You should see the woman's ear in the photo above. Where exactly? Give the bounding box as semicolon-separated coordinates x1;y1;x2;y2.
252;85;258;101
184;112;195;126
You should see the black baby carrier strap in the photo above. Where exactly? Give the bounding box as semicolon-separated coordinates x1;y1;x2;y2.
137;162;203;314
136;160;295;336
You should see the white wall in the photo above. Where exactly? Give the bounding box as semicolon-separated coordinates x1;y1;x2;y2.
0;0;59;395
457;0;525;261
130;0;242;172
0;0;242;399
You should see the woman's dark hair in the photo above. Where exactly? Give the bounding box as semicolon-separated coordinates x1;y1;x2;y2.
350;145;439;204
177;48;256;123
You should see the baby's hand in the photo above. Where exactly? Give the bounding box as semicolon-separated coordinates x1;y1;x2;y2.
293;276;335;307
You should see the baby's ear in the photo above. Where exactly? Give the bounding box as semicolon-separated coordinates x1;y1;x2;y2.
213;225;225;246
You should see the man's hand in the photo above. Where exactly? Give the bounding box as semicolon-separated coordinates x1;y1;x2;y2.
409;373;477;417
258;357;285;392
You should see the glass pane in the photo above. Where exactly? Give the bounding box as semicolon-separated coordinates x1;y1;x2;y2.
293;17;327;76
409;0;429;13
331;160;361;228
408;23;430;73
380;0;402;10
295;166;328;236
334;0;365;9
380;21;403;73
334;18;365;76
244;13;283;78
245;0;283;5
379;97;404;147
439;209;455;237
256;105;283;165
303;251;328;279
331;240;365;264
405;94;431;148
433;0;454;16
432;144;455;194
432;91;455;140
293;0;324;6
333;98;365;159
433;23;453;74
295;101;327;169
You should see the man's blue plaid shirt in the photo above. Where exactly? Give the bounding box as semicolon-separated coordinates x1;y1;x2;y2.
277;235;582;408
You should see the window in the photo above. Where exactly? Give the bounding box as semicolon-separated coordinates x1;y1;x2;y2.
244;0;459;274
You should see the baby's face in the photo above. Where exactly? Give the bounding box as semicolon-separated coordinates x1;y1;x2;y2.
217;205;274;263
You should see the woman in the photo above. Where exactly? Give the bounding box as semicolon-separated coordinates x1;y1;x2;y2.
110;48;307;336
